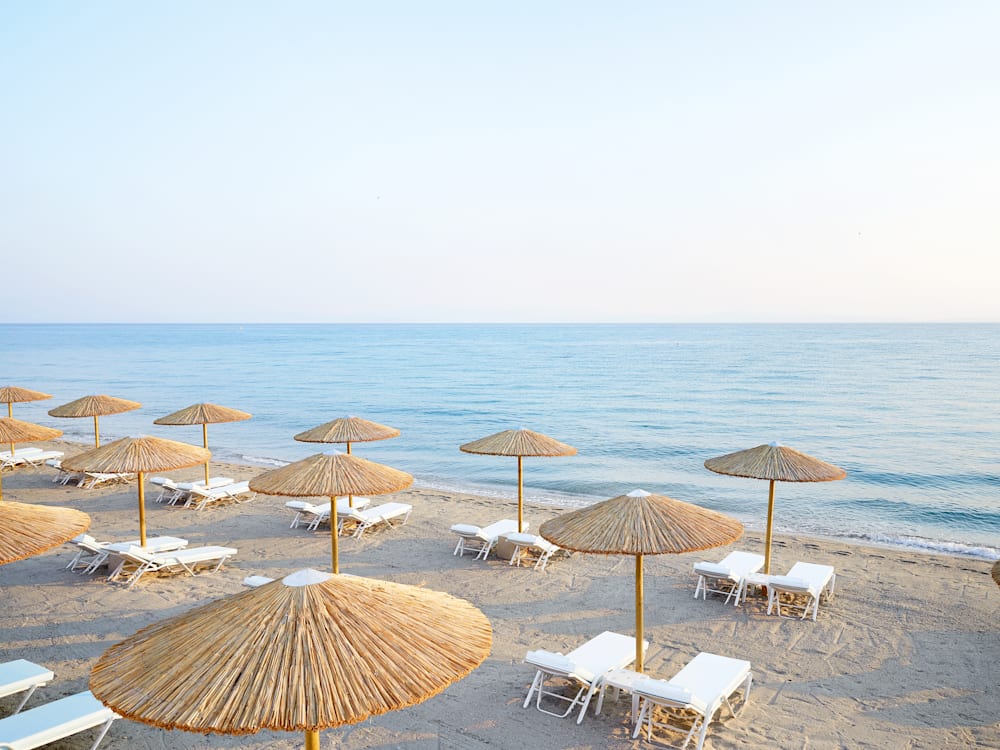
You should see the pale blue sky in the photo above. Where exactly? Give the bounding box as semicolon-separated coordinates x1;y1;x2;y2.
2;2;997;322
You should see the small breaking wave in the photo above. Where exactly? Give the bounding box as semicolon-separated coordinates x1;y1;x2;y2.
240;454;290;468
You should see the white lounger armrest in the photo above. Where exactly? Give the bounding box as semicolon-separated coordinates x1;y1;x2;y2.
767;575;814;593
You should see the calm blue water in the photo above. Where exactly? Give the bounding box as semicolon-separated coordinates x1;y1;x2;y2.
3;324;998;559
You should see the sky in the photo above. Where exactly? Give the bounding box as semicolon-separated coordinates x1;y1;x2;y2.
2;2;997;323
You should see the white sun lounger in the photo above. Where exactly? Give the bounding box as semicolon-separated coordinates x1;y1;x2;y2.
524;630;648;724
0;690;118;750
693;551;766;606
184;480;254;510
766;561;836;621
286;497;372;530
632;652;752;750
108;545;238;588
45;459;81;485
451;519;522;559
338;502;413;538
14;451;63;469
0;661;53;715
0;449;44;470
507;532;560;571
79;472;134;489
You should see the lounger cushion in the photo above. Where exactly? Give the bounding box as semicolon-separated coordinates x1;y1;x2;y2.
450;524;482;536
0;661;53;701
0;691;116;750
524;651;594;682
693;562;734;579
768;575;814;593
635;678;694;707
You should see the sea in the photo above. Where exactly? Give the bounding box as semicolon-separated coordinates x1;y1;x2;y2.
3;323;998;560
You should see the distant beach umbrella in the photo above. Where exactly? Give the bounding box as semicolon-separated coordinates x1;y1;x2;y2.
154;402;252;484
294;416;400;507
460;428;576;533
992;560;1000;588
540;489;742;672
0;385;52;418
0;417;63;501
294;416;400;454
249;452;413;573
704;442;846;574
0;501;90;565
48;394;141;447
62;436;210;546
90;567;492;750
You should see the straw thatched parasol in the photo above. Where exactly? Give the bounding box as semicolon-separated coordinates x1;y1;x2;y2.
992;559;1000;588
90;567;492;750
0;385;52;418
250;452;413;573
0;501;90;565
61;436;210;546
294;416;400;454
704;442;846;574
154;402;252;484
539;489;742;672
0;418;63;501
48;394;142;448
460;428;576;533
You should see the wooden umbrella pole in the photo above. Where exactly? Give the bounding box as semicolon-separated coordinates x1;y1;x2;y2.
330;496;339;575
138;472;147;547
764;479;775;575
6;403;10;417
203;424;210;485
346;441;352;455
517;455;524;533
305;729;320;750
94;415;100;447
635;554;644;673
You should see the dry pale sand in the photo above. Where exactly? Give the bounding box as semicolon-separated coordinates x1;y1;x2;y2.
1;440;998;750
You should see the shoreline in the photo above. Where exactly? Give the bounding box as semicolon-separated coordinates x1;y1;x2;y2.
35;437;1000;563
1;441;998;748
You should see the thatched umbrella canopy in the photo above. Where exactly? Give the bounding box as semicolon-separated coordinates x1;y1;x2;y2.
460;428;576;533
48;394;142;448
0;501;90;565
0;386;52;418
294;416;400;453
250;452;413;573
992;559;1000;588
91;568;492;750
0;418;63;501
540;489;742;672
704;442;846;574
294;416;401;508
154;403;252;484
62;436;210;546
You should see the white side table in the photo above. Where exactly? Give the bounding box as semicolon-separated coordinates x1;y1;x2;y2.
595;668;647;723
741;572;772;604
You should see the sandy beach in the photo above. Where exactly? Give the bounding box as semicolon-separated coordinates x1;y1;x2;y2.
1;439;998;750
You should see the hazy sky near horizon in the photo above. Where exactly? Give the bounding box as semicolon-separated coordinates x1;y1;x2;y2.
2;2;997;323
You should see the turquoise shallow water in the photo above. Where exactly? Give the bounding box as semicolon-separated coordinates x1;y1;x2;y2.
3;323;998;559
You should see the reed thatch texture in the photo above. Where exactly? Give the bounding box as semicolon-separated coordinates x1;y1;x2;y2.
539;490;743;555
249;452;413;498
992;559;1000;587
48;394;142;418
0;417;63;445
459;428;576;457
0;386;52;406
294;416;400;445
61;436;210;474
90;568;492;734
704;442;846;482
154;403;252;426
0;501;90;564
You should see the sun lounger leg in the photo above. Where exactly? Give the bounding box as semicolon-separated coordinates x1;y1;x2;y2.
12;684;40;713
86;717;115;750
